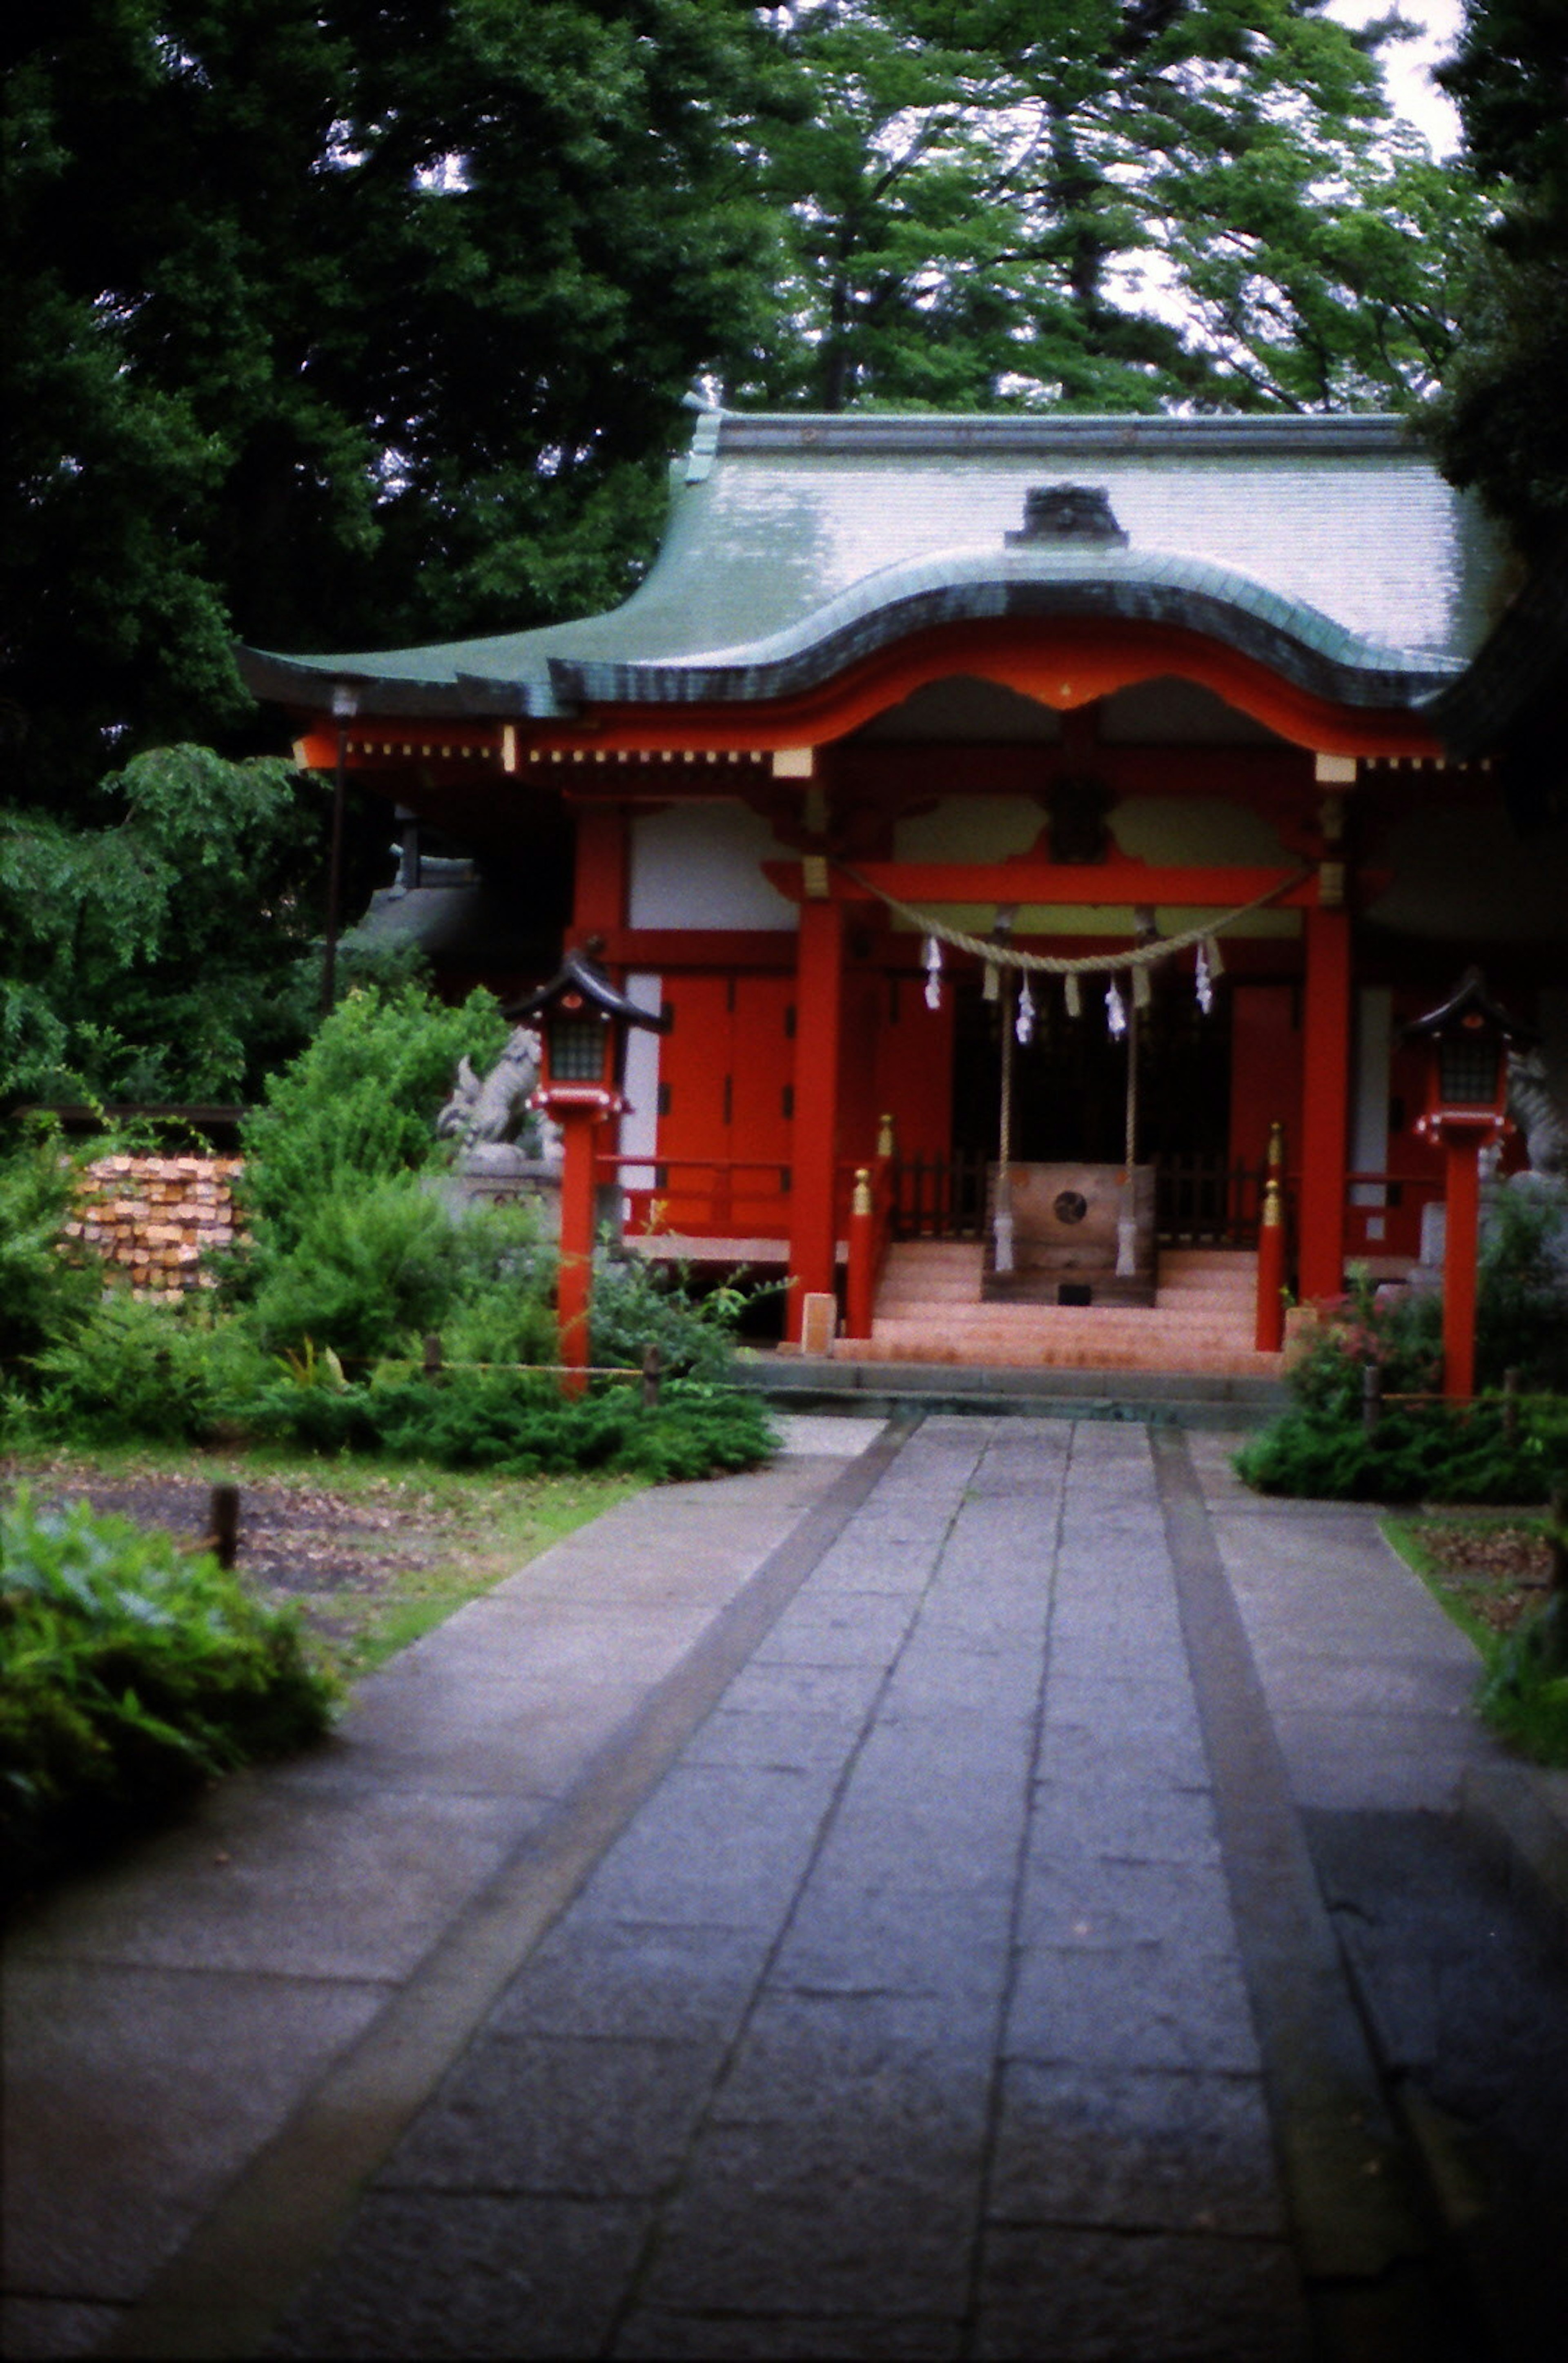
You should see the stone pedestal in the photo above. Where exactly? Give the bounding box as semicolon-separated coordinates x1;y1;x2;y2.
982;1162;1157;1306
428;1146;588;1241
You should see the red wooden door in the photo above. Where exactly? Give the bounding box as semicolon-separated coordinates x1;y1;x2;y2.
648;974;795;1237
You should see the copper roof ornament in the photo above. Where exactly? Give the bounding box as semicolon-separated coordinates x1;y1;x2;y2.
1006;484;1128;546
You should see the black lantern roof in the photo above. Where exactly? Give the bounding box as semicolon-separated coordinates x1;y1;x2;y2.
1399;967;1537;1053
505;939;671;1033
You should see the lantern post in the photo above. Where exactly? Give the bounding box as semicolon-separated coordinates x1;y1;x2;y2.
508;944;670;1394
1402;970;1533;1401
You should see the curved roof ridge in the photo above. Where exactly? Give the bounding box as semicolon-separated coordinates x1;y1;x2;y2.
704;408;1419;463
548;544;1462;717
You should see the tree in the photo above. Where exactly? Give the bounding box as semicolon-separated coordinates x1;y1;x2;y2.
1428;0;1568;551
2;2;791;811
743;0;1480;414
0;747;334;1104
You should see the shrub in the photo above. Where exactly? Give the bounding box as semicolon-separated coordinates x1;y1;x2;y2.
243;1367;777;1481
247;1175;457;1361
589;1256;773;1381
1478;1185;1568;1392
240;982;508;1252
22;1292;237;1446
0;1128;98;1372
1;1487;338;1892
440;1198;559;1367
1477;1613;1568;1767
1285;1267;1442;1421
1234;1396;1568;1506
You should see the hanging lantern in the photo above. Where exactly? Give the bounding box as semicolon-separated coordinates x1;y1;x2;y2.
1016;977;1035;1045
1064;971;1082;1019
1106;979;1127;1038
1195;941;1213;1014
922;934;944;1011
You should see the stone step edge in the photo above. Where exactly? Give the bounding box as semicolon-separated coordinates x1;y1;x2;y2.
735;1357;1287;1406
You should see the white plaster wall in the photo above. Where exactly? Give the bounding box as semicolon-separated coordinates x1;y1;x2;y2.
618;971;663;1195
628;804;797;929
1352;986;1393;1228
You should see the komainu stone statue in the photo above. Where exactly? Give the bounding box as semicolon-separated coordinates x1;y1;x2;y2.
437;1027;562;1167
1508;1048;1568;1182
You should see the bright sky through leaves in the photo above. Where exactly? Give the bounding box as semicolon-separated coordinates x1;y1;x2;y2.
1328;0;1464;153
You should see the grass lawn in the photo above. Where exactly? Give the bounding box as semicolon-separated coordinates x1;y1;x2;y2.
0;1444;643;1679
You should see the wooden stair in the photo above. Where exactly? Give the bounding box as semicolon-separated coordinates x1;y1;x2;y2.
838;1241;1282;1379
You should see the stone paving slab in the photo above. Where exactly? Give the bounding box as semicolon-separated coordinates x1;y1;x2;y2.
381;2029;725;2196
972;2224;1307;2363
4;1961;388;2303
3;1779;543;1982
268;2189;650;2360
1185;1433;1499;1815
989;2059;1285;2236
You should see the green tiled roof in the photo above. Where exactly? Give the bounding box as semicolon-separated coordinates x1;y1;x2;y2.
240;410;1508;724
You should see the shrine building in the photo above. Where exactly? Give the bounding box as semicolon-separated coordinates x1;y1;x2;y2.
241;407;1568;1374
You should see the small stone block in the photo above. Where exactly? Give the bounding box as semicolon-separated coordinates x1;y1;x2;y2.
800;1292;837;1356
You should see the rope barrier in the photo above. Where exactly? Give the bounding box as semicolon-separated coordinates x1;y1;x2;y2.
835;862;1315;976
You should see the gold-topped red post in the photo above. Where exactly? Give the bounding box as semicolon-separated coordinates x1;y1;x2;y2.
845;1168;876;1340
1255;1154;1287;1354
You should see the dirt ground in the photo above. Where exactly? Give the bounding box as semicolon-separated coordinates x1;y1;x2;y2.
1403;1516;1556;1638
1;1453;630;1666
9;1465;407;1589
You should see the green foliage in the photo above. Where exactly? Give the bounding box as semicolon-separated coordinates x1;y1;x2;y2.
0;1129;97;1370
588;1256;767;1382
440;1200;559;1369
1477;1604;1568;1766
1428;0;1568;551
247;1177;456;1361
1234;1396;1568;1506
749;0;1476;414
0;748;329;1103
24;1294;227;1447
1;1486;337;1893
1477;1186;1568;1392
242;1367;776;1482
4;1;787;811
1283;1267;1443;1421
238;983;508;1251
1276;1200;1568;1447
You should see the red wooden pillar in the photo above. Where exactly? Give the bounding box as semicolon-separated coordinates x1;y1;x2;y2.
1298;903;1352;1303
1441;1131;1483;1400
787;898;845;1342
555;1106;600;1394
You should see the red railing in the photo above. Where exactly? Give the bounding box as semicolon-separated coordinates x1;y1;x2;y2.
1342;1169;1444;1263
595;1153;793;1241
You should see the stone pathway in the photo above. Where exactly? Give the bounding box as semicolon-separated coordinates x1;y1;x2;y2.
10;1410;1559;2363
266;1421;1315;2360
